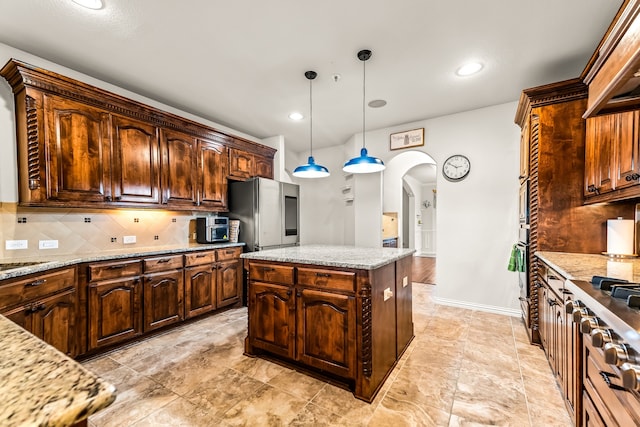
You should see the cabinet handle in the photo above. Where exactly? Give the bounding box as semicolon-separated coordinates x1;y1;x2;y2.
27;303;46;313
599;371;625;391
261;267;274;272
225;250;235;254
157;258;171;263
24;279;46;287
196;254;207;258
114;196;122;201
548;275;559;281
107;265;125;270
316;273;330;278
286;290;292;296
625;173;640;182
105;196;112;202
587;185;600;195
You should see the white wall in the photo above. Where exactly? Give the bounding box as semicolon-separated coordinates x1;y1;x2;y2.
0;43;263;203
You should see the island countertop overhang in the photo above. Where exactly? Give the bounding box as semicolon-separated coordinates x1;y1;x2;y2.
240;245;415;270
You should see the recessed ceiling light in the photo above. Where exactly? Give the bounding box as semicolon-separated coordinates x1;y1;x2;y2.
288;112;304;121
71;0;103;10
368;99;387;108
456;62;483;76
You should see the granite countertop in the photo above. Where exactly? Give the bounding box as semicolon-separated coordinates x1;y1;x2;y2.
241;245;415;270
536;251;640;282
0;242;245;281
0;316;116;426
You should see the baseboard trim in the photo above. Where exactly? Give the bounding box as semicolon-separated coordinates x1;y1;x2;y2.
432;297;521;317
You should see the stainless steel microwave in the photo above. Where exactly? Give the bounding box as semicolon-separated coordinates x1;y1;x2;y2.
196;217;229;243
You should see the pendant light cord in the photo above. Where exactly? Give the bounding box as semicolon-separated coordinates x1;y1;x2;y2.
309;76;313;157
362;56;366;149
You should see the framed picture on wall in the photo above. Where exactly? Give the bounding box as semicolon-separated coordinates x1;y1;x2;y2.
390;128;424;150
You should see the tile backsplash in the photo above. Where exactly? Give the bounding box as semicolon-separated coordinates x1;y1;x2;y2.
0;202;208;259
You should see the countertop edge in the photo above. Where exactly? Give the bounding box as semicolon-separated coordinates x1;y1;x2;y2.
0;242;245;281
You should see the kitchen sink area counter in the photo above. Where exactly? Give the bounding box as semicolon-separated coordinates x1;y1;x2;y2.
0;242;245;281
243;245;415;402
240;244;415;269
0;315;116;426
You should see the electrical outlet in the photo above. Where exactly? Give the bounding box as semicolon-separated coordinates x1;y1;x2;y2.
123;235;137;244
6;240;28;250
383;287;393;301
402;276;408;287
39;240;59;249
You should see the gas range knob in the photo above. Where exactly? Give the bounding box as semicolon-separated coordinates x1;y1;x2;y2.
580;316;601;334
603;342;632;366
591;328;614;348
621;363;640;391
565;300;583;315
572;307;590;323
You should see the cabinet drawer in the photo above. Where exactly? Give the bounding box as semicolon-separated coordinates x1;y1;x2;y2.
143;255;183;273
249;263;294;285
584;337;640;425
217;246;242;261
0;267;75;310
297;268;356;292
185;251;216;267
88;259;142;281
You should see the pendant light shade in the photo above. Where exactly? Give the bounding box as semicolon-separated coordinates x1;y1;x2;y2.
293;71;330;178
343;49;385;174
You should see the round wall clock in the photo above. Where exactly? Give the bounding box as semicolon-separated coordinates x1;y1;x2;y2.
442;154;471;182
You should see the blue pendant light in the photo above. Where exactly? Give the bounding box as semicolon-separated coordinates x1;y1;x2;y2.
293;71;330;178
343;49;385;174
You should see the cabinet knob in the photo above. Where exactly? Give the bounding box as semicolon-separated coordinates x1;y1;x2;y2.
565;299;582;315
604;342;633;366
621;363;640;391
591;328;614;348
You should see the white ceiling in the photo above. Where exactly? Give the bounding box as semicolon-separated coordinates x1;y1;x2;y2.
0;0;623;154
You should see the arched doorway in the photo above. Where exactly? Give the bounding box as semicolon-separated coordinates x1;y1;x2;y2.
383;151;436;284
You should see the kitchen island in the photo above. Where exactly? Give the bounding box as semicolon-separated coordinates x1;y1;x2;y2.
0;314;116;426
241;245;415;402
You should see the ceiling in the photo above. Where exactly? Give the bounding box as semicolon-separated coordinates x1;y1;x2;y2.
0;0;623;154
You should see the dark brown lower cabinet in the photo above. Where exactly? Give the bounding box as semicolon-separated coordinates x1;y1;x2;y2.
248;281;295;359
245;257;414;402
88;276;142;350
296;288;356;378
185;263;216;319
217;258;241;308
143;269;184;332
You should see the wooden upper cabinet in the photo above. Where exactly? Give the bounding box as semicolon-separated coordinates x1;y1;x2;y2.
197;139;227;209
229;147;254;180
229;147;274;180
613;111;640;190
585;111;640;201
111;116;160;204
0;59;276;210
161;129;197;208
254;155;274;179
44;94;110;203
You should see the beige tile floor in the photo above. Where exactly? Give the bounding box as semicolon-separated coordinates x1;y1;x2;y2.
83;284;572;426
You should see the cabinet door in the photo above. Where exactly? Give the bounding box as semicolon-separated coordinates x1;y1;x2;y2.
0;304;29;330
143;270;184;332
613;111;640;190
111;115;160;204
396;256;413;357
586;114;615;195
296;288;356;379
229;148;253;180
248;281;295;359
44;94;110;203
585;117;599;197
88;277;142;350
185;264;216;319
254;155;273;179
538;283;549;353
563;291;579;419
30;289;77;357
197;139;227;209
217;259;241;308
161;129;197;208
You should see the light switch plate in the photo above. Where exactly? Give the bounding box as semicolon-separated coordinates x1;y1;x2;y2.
6;240;28;250
123;235;137;244
403;276;408;287
383;287;393;301
39;240;59;249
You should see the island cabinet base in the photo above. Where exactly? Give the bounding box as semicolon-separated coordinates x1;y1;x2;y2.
244;255;414;403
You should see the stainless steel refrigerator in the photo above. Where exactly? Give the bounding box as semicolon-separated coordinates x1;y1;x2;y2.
228;177;300;252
